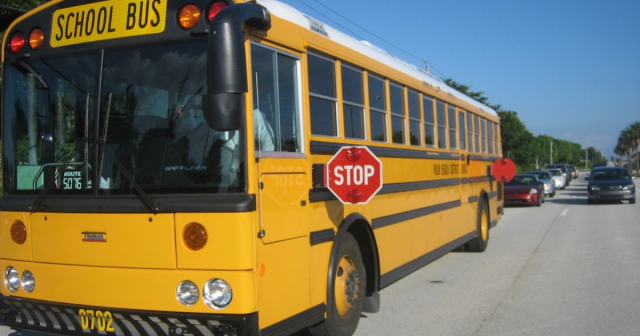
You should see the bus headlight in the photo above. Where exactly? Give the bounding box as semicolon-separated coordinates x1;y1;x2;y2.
203;279;232;309
5;267;20;293
21;271;35;293
176;281;199;306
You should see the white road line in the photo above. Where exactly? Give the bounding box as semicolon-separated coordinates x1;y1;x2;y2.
561;209;569;216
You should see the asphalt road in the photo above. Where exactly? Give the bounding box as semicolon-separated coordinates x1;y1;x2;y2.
2;174;639;336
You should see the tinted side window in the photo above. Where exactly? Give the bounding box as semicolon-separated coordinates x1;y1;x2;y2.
423;96;435;147
390;83;405;144
308;53;337;136
436;100;447;149
342;65;365;139
369;74;387;142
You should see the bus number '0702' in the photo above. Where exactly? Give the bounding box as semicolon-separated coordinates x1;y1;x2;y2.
79;309;115;332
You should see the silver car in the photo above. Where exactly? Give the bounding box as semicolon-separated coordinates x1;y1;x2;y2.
526;170;556;197
544;168;566;190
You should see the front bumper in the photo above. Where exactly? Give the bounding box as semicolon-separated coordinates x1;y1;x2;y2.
588;190;635;200
0;296;258;336
504;194;540;205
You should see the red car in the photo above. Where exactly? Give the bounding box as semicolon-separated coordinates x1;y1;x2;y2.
504;174;544;207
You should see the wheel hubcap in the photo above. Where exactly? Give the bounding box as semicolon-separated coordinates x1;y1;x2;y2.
335;255;361;317
481;209;488;241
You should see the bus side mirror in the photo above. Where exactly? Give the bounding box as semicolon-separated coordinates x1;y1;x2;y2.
202;93;243;131
202;2;270;132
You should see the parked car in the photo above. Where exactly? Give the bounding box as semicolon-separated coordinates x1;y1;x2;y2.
547;164;570;185
588;167;636;204
504;174;544;206
545;168;566;190
568;164;577;179
526;170;556;197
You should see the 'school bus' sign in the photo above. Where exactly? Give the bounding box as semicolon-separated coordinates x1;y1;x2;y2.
51;0;167;47
326;146;383;204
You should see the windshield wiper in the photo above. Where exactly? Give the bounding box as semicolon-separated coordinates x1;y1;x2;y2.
95;92;165;213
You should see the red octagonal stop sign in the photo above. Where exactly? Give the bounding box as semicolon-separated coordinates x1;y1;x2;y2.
491;158;517;182
326;146;383;204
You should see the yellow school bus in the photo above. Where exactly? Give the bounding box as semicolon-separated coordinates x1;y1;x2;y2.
0;0;507;335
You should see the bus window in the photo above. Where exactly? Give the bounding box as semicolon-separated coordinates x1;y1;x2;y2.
436;100;447;149
474;115;481;153
308;52;337;137
368;74;387;142
341;64;365;139
459;110;466;150
481;118;487;153
487;120;494;154
408;89;420;146
423;96;435;147
448;104;457;149
251;44;302;153
467;111;474;151
390;82;405;144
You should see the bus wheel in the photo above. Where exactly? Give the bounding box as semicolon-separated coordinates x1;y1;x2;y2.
310;232;365;336
467;200;489;252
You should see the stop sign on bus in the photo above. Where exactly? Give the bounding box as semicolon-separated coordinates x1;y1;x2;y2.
326;146;383;204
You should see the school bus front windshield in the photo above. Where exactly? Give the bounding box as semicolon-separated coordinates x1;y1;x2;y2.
2;39;246;196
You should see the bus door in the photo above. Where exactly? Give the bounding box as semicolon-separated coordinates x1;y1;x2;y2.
250;41;311;328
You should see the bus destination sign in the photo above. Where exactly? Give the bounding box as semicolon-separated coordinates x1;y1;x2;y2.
51;0;167;48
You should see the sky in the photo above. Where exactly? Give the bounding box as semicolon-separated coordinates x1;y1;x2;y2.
276;0;640;159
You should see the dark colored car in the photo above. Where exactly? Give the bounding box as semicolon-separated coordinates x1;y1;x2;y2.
547;164;571;185
504;174;544;207
588;167;636;204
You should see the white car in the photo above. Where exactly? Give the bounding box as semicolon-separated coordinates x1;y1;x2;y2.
544;168;566;190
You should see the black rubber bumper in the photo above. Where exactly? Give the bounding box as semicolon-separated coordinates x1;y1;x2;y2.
0;296;258;336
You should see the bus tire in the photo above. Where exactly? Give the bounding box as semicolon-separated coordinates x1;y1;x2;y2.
309;232;365;336
467;199;489;252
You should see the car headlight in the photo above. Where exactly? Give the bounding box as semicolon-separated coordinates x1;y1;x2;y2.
590;186;600;191
5;267;20;293
176;281;199;306
622;184;634;191
203;278;232;310
529;188;538;195
21;270;35;293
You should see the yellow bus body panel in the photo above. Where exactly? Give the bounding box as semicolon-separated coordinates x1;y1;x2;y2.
29;213;176;269
175;213;256;270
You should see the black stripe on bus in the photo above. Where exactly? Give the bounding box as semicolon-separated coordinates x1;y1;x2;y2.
0;194;256;213
310;141;461;161
309;179;461;203
469;196;479;203
372;200;461;230
380;232;476;288
469;176;493;183
260;304;325;336
468;155;497;162
310;229;336;246
488;191;498;199
490;220;498;229
461;178;469;184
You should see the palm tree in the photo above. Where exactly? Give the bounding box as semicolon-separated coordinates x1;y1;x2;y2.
629;121;640;174
616;127;635;172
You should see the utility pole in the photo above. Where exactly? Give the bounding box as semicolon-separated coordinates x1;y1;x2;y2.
550;140;553;164
585;148;588;169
